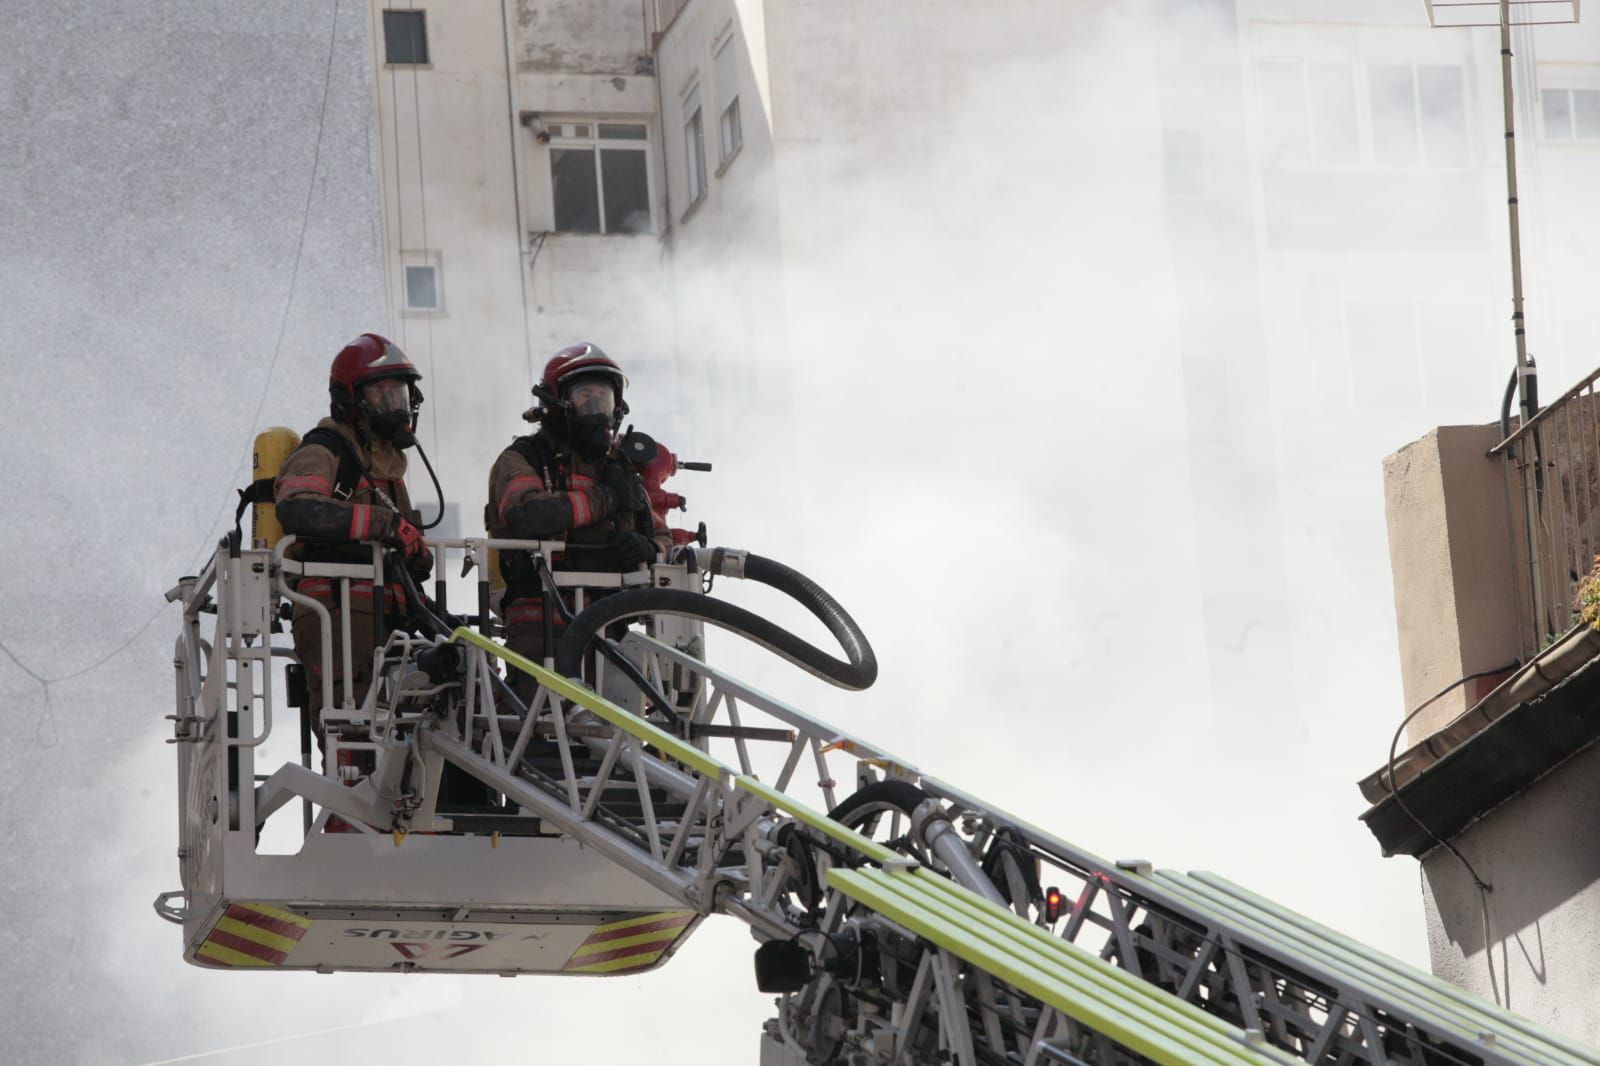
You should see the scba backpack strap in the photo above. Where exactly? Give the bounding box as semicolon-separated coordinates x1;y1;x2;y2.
297;427;365;500
509;433;558;490
499;434;577;599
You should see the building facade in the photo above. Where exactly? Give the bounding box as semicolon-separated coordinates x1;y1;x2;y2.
357;0;1600;1041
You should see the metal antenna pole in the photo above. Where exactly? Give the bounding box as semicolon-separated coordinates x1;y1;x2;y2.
1499;0;1547;640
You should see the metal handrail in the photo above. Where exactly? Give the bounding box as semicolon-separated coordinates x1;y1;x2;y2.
1491;363;1600;654
1489;363;1600;454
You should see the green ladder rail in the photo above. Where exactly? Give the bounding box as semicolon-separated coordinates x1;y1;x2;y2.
447;627;1593;1066
829;866;1296;1066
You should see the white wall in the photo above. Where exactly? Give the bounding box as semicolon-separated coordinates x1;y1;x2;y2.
368;1;532;531
654;0;788;463
1422;741;1600;1044
368;1;681;529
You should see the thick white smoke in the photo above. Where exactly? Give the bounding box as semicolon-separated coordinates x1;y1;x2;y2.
4;1;1597;1063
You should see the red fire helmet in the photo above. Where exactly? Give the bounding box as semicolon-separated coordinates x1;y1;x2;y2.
540;343;627;397
330;333;420;408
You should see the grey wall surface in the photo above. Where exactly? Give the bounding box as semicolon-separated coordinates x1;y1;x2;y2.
1422;741;1600;1044
514;0;649;73
0;3;385;1061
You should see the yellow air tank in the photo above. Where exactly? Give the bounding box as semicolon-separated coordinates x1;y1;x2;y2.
487;546;506;593
252;427;301;549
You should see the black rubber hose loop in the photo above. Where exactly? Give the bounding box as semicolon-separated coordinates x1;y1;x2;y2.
554;553;877;690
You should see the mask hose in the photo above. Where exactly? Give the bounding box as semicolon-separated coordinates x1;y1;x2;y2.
395;429;447;531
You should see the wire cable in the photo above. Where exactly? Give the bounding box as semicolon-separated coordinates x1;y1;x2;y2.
1383;663;1517;885
387;30;406;350
0;0;344;740
407;7;441;462
1384;659;1520;1006
176;0;346;578
499;0;536;389
364;4;396;337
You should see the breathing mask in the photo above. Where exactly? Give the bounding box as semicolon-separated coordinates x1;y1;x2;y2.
361;379;416;444
565;377;617;460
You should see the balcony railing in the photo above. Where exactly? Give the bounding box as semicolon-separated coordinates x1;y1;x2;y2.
1491;365;1600;657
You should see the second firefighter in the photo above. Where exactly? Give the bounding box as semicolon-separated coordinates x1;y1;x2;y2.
486;343;671;691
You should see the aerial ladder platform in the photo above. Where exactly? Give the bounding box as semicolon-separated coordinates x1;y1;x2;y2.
159;531;1594;1066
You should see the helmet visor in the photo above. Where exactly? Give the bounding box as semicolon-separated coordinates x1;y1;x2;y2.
565;379;616;418
361;378;412;416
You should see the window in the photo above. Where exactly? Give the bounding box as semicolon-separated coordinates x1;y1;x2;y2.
383;10;428;65
684;86;708;205
546;121;652;235
1415;66;1469;164
1343;295;1491;411
1256;61;1468;169
1542;88;1600;141
1258;62;1312;167
404;265;438;311
1309;63;1360;165
1258;61;1360;167
401;252;442;312
715;38;742;164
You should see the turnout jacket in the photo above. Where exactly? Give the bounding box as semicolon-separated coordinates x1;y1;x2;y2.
486;429;670;602
275;418;423;602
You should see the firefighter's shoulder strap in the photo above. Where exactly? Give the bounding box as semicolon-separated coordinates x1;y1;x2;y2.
233;426;366;534
509;433;559;490
298;426;366;500
497;435;560;599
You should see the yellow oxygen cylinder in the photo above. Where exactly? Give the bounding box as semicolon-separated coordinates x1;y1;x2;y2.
252;427;301;549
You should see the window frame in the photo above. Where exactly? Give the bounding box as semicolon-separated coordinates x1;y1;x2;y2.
1253;58;1473;172
683;84;708;211
1336;277;1497;413
382;9;430;66
714;36;743;168
1540;87;1600;142
542;119;656;236
400;251;444;315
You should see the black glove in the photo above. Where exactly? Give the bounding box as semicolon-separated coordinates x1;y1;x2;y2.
601;461;651;516
608;531;659;569
405;547;434;582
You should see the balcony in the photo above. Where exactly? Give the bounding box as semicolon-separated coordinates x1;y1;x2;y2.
1360;362;1600;857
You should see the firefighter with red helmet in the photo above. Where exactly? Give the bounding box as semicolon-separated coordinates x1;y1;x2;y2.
276;333;432;737
487;343;670;693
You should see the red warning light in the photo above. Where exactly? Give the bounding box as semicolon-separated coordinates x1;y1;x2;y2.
1044;886;1064;924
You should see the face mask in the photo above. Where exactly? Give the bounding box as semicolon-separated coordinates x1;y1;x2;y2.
566;379;616;417
361;379;414;443
570;413;613;461
562;377;617;460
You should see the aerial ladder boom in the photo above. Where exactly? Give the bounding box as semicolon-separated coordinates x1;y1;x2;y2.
442;628;1591;1066
161;536;1591;1066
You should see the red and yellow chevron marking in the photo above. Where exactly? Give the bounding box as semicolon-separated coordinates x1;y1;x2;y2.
562;911;696;975
195;903;312;968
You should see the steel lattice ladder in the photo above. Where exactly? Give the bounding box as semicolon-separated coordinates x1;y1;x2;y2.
429;628;1592;1066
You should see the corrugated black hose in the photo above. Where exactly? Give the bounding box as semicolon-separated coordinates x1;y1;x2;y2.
393;558;684;730
554;553;877;691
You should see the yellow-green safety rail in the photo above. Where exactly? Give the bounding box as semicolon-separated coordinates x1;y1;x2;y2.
451;626;1299;1064
829;867;1297;1065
